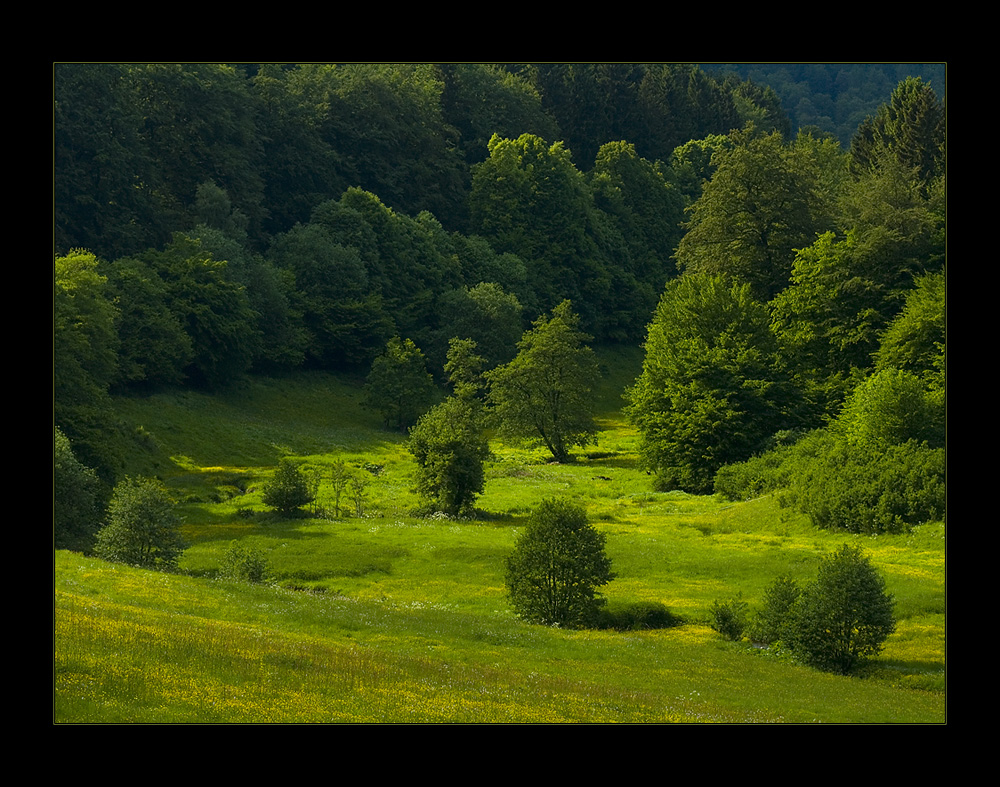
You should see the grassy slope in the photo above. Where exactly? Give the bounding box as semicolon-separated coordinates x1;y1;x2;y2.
54;350;946;723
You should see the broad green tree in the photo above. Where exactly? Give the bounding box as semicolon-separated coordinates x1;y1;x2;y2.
94;477;185;570
505;498;615;628
874;269;946;393
626;274;796;494
787;545;896;674
674;127;831;301
362;337;437;431
469;133;612;336
486;301;599;463
54;250;123;482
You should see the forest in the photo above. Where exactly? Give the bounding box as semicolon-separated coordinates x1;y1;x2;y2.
53;63;946;722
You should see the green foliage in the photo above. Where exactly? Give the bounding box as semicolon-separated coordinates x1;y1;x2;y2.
748;575;801;645
54;250;124;483
849;76;946;189
408;396;490;516
785;433;945;534
786;545;896;675
362;336;437;431
94;477;185;569
505;498;615;628
626;274;795;494
834;368;943;450
218;541;269;584
595;600;681;631
874;269;946;391
54;427;105;552
262;459;317;516
711;593;749;641
674;127;831;301
486;301;599;463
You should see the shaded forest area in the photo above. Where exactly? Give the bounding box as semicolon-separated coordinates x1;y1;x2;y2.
54;63;946;537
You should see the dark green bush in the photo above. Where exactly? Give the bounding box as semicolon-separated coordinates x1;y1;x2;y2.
262;459;316;515
786;545;896;674
94;476;185;569
596;600;682;631
748;575;801;645
711;594;749;641
786;436;945;533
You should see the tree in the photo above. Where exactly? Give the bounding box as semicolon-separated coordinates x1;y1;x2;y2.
94;477;185;569
749;575;801;645
674;127;831;301
626;274;795;494
849;76;946;191
54;250;123;483
262;459;316;516
486;301;599;462
505;498;615;628
362;336;437;431
54;427;104;553
408;395;490;516
787;544;896;674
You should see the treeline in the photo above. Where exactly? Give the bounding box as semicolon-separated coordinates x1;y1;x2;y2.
54;64;946;542
702;63;946;144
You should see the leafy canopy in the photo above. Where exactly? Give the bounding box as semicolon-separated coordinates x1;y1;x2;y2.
94;477;185;570
486;300;599;463
787;544;896;674
505;498;615;628
626;274;794;493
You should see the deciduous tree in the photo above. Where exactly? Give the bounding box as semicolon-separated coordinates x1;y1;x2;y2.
505;498;615;628
486;301;599;462
408;395;490;516
787;544;896;674
94;477;185;569
362;337;437;431
626;274;795;493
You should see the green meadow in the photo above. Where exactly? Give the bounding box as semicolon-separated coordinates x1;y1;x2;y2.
53;352;946;723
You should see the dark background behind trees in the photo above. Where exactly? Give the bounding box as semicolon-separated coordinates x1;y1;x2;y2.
54;63;946;505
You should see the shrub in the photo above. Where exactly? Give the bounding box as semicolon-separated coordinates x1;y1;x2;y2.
54;426;105;552
505;498;615;628
710;593;749;641
786;544;896;674
748;575;801;645
218;541;269;584
262;459;316;516
786;434;945;533
595;600;681;631
408;396;490;516
94;476;185;569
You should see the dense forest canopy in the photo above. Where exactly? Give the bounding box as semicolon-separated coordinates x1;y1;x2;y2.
54;63;946;517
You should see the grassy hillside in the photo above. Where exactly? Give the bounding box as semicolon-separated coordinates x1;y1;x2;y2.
54;350;946;723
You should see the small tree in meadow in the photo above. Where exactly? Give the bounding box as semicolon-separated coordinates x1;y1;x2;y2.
786;544;896;674
505;498;615;628
262;459;316;516
94;476;185;569
711;593;749;641
218;541;269;584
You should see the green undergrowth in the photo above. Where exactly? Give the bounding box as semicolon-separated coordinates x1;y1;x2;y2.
55;356;945;723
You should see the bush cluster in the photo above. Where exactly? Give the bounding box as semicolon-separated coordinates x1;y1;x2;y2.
720;545;896;675
218;542;269;584
595;601;682;631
